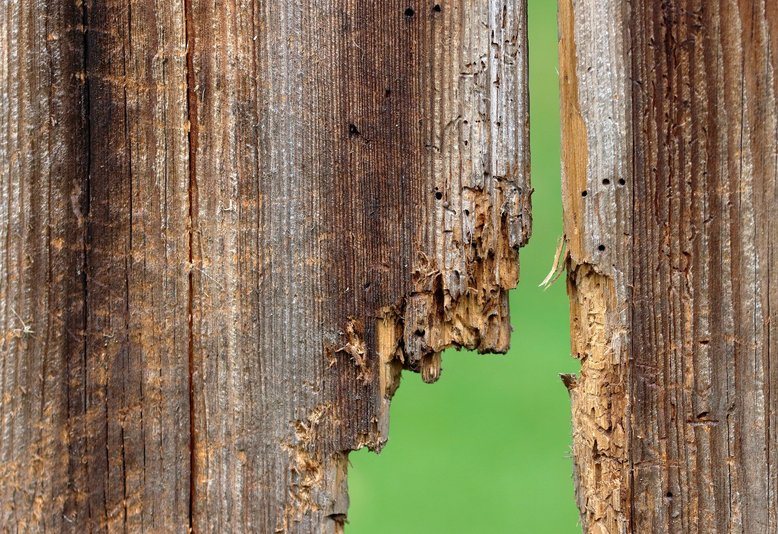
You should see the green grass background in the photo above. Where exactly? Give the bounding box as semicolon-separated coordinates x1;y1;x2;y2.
346;2;580;532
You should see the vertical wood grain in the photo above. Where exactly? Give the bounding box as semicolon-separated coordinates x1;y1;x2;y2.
0;1;529;531
0;1;88;529
562;0;777;531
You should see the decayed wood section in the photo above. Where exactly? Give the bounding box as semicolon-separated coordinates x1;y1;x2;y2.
0;1;529;531
561;0;777;532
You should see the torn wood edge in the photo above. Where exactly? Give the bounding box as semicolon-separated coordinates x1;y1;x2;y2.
287;169;528;531
281;1;531;528
287;193;526;531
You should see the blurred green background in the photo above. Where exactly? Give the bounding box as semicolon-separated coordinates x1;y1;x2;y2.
347;2;579;533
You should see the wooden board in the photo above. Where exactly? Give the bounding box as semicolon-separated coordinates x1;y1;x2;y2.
0;1;529;531
561;0;778;531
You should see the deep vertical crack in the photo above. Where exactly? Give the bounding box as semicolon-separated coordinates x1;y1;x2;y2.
183;0;198;529
80;0;92;501
75;0;93;524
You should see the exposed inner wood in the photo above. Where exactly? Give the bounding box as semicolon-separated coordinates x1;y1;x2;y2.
566;265;627;534
0;1;529;531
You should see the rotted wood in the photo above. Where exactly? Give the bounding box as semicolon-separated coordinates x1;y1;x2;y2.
0;1;529;531
561;0;777;532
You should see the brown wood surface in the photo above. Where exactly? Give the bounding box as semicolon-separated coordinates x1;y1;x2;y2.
0;1;529;532
561;0;777;532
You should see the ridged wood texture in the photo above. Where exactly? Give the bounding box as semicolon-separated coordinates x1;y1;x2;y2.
561;0;777;532
0;1;529;532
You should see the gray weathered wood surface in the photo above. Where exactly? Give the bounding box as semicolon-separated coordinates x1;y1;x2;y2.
0;1;529;531
561;0;777;531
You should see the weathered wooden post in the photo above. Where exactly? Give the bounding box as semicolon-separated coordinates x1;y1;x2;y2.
0;1;529;531
561;0;777;531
